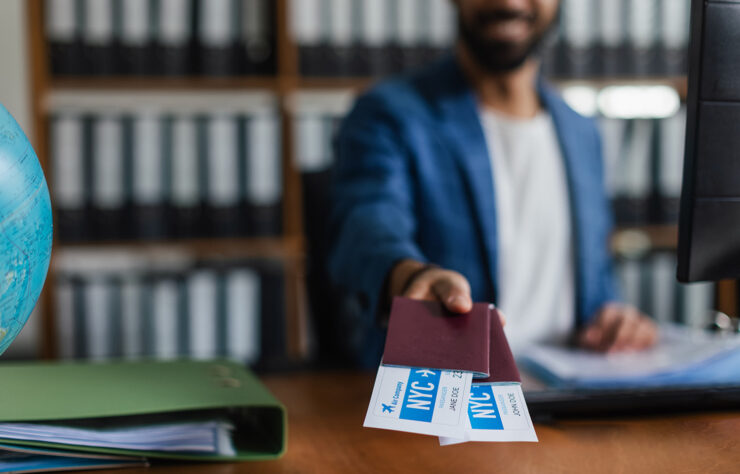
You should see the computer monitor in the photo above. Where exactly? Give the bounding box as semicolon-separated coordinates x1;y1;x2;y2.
678;0;740;282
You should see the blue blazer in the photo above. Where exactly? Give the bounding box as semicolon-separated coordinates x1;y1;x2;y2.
328;56;620;365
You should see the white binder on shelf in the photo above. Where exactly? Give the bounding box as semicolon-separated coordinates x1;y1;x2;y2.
51;112;88;242
226;268;261;364
627;0;659;75
206;114;241;237
326;0;353;76
132;112;167;239
660;0;690;74
290;0;323;75
198;0;237;75
187;270;218;360
295;114;328;173
394;0;423;71
650;253;677;325
246;111;282;236
120;0;152;74
680;282;714;329
658;108;687;223
618;119;654;224
240;0;273;74
152;278;180;360
91;114;126;240
358;0;389;75
427;0;456;49
561;0;596;77
46;0;81;74
170;115;202;238
82;0;114;74
83;276;112;361
617;258;644;311
157;0;192;75
55;278;77;360
121;277;145;360
597;0;626;75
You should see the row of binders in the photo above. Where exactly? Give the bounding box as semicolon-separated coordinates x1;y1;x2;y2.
45;0;275;76
292;94;688;227
289;0;690;79
616;252;714;329
290;0;456;77
544;0;690;78
53;254;286;365
600;108;686;226
294;115;342;173
50;108;282;242
45;0;690;79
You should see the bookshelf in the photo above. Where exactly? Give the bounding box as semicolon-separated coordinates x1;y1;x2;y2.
25;0;736;363
26;0;310;362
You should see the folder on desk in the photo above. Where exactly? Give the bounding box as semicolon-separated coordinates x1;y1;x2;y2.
0;360;286;461
520;324;740;389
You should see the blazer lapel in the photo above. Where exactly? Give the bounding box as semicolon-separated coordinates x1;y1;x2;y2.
431;59;500;302
426;60;592;311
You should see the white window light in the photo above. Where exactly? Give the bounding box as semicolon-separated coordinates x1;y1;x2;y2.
597;85;681;119
561;85;599;117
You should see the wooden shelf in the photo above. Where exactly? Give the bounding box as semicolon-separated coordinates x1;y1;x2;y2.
551;75;687;89
553;76;689;101
611;225;678;255
51;236;304;261
48;75;376;95
293;75;688;93
49;76;280;92
295;76;375;91
47;75;688;98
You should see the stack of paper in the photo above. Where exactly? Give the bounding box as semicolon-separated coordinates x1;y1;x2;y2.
520;324;740;389
363;297;538;444
0;421;235;456
0;419;235;472
0;444;146;474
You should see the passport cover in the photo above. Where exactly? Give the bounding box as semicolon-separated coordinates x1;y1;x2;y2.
477;307;522;384
382;297;491;377
0;360;285;461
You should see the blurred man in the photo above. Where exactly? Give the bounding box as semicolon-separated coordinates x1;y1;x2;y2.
329;0;657;365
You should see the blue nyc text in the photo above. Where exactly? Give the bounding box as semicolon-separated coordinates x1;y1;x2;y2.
399;369;441;422
468;385;504;430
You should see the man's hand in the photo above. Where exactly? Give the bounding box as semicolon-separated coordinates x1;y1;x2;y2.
578;303;658;352
385;259;513;327
388;259;473;313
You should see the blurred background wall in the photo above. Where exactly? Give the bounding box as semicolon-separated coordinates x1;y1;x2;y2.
1;0;730;368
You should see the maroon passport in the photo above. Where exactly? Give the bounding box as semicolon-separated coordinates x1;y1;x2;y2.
382;297;491;376
477;307;521;383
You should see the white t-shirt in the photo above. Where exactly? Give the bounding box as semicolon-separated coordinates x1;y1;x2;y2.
479;108;575;354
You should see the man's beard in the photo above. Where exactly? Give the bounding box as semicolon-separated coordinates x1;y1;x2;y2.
458;9;554;73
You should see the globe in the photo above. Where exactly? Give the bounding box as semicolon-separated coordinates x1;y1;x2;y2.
0;105;53;356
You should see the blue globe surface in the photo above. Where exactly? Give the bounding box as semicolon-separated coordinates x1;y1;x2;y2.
0;105;53;355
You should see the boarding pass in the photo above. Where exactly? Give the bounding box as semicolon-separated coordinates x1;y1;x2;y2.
364;365;473;438
439;383;538;444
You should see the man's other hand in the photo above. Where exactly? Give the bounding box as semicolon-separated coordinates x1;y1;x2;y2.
578;303;658;352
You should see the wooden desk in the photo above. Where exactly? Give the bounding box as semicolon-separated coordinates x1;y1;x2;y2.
109;372;740;473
